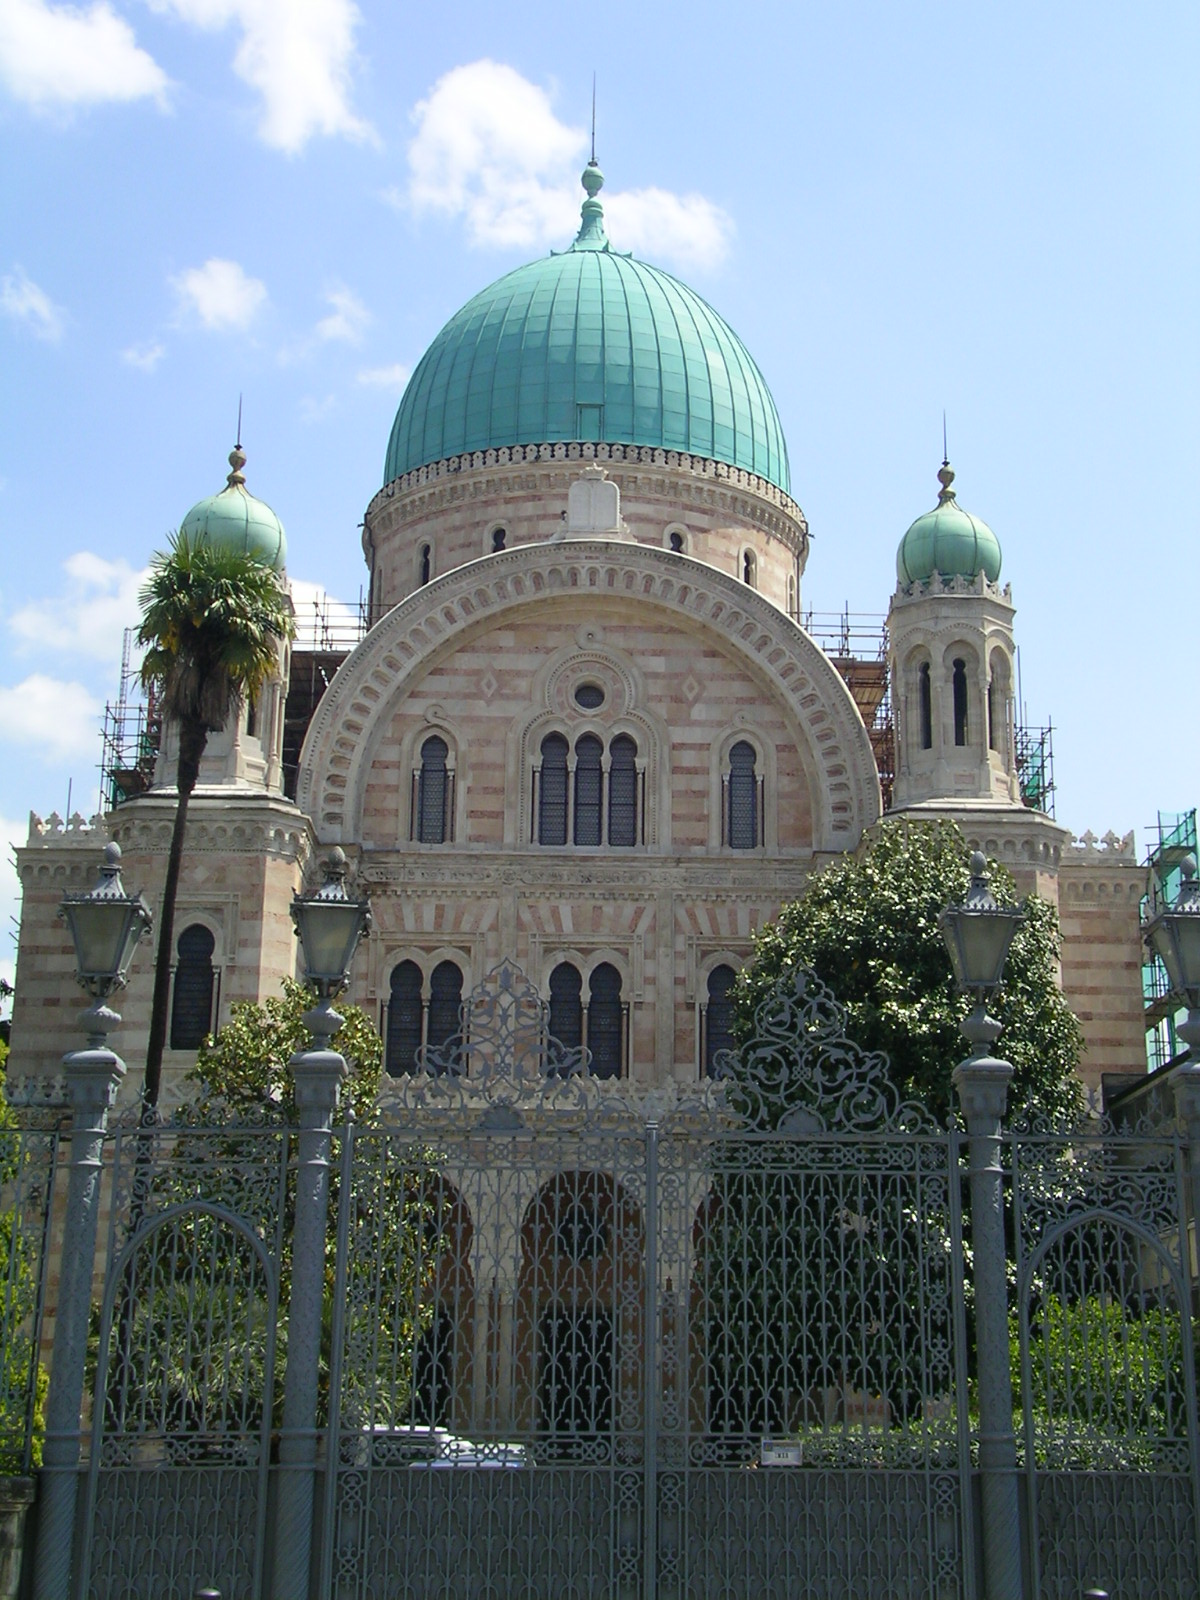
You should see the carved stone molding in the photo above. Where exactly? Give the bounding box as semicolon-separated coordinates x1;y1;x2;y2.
106;794;313;862
300;541;880;852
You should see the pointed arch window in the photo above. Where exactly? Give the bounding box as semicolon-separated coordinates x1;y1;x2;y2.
703;964;737;1078
428;961;463;1054
952;658;969;747
608;735;638;847
414;735;452;844
548;963;583;1054
386;960;424;1076
573;735;603;847
537;733;569;845
170;924;216;1050
587;963;625;1080
725;741;761;850
919;662;933;750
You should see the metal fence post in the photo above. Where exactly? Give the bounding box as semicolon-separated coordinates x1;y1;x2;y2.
1169;1058;1200;1267
271;1044;346;1600
954;1054;1023;1600
32;1045;125;1600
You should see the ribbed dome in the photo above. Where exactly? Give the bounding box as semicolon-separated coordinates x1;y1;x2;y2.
384;165;790;494
897;462;1001;586
180;446;287;573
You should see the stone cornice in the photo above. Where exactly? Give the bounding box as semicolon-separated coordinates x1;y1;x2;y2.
108;794;312;862
883;800;1070;868
365;443;809;555
890;571;1013;609
299;541;881;853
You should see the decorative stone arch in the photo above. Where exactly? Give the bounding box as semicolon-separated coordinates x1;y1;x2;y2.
298;541;881;853
484;521;510;556
708;724;778;850
513;710;665;849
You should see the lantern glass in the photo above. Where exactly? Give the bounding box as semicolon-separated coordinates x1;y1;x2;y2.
294;898;367;984
60;843;152;994
939;852;1024;997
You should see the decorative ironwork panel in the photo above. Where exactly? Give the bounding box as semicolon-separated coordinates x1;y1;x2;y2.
1012;1123;1200;1600
81;1122;289;1600
0;1124;59;1474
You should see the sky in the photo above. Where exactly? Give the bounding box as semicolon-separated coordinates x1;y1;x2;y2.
1;0;1197;997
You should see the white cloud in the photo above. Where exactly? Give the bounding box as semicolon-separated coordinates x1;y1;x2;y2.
298;393;336;424
9;551;146;665
356;362;410;393
288;579;360;647
172;257;267;331
316;285;368;344
0;811;26;1002
0;675;103;763
122;339;165;371
403;60;735;270
0;0;169;110
1;266;64;340
151;0;371;153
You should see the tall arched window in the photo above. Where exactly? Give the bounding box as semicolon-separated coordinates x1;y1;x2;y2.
952;658;969;747
491;527;507;552
918;662;933;750
608;735;638;847
170;924;215;1050
419;543;432;585
428;961;463;1054
588;964;624;1080
669;530;685;553
726;741;760;850
548;963;583;1053
573;735;603;846
786;573;797;617
742;549;757;587
538;733;569;845
386;960;424;1076
416;735;450;844
704;964;737;1077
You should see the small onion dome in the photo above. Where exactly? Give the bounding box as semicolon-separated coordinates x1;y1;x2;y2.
179;445;287;572
896;461;1001;586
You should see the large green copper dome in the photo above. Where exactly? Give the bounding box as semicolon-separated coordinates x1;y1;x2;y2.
384;164;790;494
897;462;1001;586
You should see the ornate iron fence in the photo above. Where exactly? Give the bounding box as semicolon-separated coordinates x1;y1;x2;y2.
0;1122;60;1475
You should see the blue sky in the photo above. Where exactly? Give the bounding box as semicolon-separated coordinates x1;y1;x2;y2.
1;0;1197;993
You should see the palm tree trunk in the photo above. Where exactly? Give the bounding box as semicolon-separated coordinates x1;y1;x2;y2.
142;718;208;1112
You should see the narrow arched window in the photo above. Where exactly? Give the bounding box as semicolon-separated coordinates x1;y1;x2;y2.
919;662;933;750
742;549;756;587
419;543;432;585
952;659;969;747
170;924;215;1050
491;527;507;552
669;530;684;553
608;735;638;847
726;741;759;850
386;960;424;1076
538;733;569;845
988;680;997;750
574;734;603;847
786;573;797;617
428;961;463;1055
587;964;624;1080
549;963;583;1053
704;965;737;1078
416;735;449;844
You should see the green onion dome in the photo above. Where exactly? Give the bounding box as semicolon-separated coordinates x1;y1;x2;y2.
384;163;790;494
896;461;1001;585
180;446;287;572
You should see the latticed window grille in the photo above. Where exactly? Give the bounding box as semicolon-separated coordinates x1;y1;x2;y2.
703;963;737;1077
573;735;603;846
726;740;760;849
415;734;450;843
537;733;569;844
587;963;624;1079
385;959;423;1075
427;961;463;1053
548;962;583;1052
169;923;216;1050
608;734;638;846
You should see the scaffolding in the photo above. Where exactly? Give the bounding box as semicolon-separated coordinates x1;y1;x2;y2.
282;593;368;799
1014;720;1055;816
802;607;894;811
99;629;161;807
1142;808;1198;1071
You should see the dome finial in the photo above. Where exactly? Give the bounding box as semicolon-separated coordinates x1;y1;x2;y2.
573;83;608;252
227;394;246;487
937;411;955;503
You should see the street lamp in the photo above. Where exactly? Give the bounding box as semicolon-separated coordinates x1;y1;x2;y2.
59;842;152;1050
939;850;1024;1052
289;847;371;1049
1142;852;1200;1054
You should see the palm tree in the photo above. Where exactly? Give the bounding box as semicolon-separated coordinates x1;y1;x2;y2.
136;534;295;1111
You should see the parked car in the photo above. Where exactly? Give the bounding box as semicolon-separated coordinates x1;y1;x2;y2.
354;1425;528;1468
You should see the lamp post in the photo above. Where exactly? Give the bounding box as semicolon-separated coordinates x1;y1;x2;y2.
1142;852;1200;1271
941;851;1024;1600
34;844;151;1600
272;847;370;1600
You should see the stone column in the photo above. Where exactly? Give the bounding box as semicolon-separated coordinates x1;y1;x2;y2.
32;1033;126;1600
953;1053;1023;1600
270;1032;346;1600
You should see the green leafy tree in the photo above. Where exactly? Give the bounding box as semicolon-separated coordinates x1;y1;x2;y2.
0;1045;48;1472
136;535;295;1111
733;818;1084;1125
